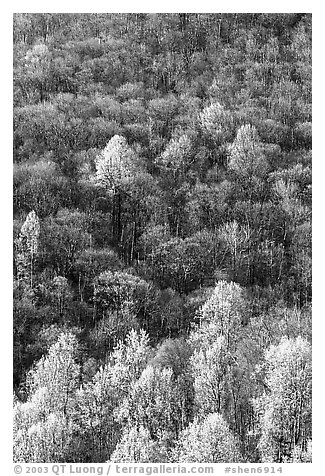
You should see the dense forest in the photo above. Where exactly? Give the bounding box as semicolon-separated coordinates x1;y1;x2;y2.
13;13;312;464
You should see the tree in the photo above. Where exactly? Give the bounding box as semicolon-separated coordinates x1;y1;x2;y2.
190;336;230;415
184;180;229;235
13;160;69;217
110;329;152;394
14;397;74;462
253;337;312;462
27;332;80;414
50;276;73;321
159;133;193;180
13;294;45;388
74;365;118;462
41;209;90;276
196;281;246;350
72;330;151;461
118;365;181;441
15;210;40;287
13;13;312;464
154;287;186;337
292;440;312;463
150;337;192;378
157;133;195;236
95;135;141;244
290;221;312;305
73;247;122;302
93;271;152;324
147;231;217;294
150;337;195;429
18;43;52;102
228;125;269;179
199;101;234;146
174;413;242;463
14;333;80;462
95;135;137;193
110;425;169;463
219;221;250;281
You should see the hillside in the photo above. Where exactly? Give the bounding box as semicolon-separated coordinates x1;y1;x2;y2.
13;13;312;464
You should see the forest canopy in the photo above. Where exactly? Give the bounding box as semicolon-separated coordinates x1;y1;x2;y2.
13;13;312;464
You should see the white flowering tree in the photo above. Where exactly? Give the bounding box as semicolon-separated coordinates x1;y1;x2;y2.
190;336;230;415
228;124;269;179
199;102;233;145
15;210;40;287
95;135;138;243
110;425;169;463
253;336;312;462
175;413;242;463
13;333;80;462
159;133;193;180
95;135;136;193
219;221;251;280
118;365;181;444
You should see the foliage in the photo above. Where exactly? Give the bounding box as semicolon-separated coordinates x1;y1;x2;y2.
13;13;312;464
253;337;312;462
95;135;139;193
191;336;230;415
110;425;170;463
195;281;247;350
14;333;80;462
174;413;242;463
228;125;269;179
15;210;40;286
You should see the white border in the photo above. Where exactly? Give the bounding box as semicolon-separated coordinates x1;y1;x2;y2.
3;4;322;475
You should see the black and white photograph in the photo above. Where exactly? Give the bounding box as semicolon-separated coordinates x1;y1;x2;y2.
11;9;313;467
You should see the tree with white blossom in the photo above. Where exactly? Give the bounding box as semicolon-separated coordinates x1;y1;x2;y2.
15;210;40;287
